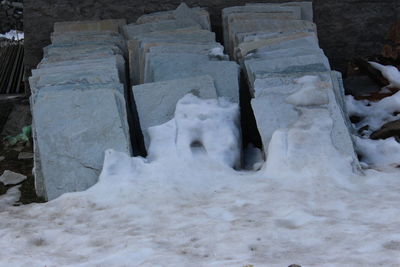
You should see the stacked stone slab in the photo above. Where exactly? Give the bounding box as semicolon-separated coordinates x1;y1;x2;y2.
29;19;132;200
125;3;240;149
223;2;360;171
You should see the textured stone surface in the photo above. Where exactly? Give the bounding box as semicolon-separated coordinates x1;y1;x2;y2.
132;75;218;147
53;19;126;33
251;72;358;166
24;0;398;76
144;52;240;103
244;53;330;90
127;28;216;84
32;89;131;200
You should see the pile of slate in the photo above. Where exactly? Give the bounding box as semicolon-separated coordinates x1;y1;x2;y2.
29;19;132;200
124;3;240;148
222;2;360;171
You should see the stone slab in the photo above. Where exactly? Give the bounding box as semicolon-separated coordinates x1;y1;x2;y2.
32;89;131;200
251;72;358;168
246;2;313;22
237;33;319;59
30;55;126;93
136;5;210;30
244;53;330;91
227;18;315;56
222;5;302;50
53;19;126;33
123;19;202;40
132;75;218;148
144;52;240;103
127;28;216;84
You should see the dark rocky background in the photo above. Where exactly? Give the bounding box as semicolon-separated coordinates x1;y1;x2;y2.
0;1;23;33
24;0;399;75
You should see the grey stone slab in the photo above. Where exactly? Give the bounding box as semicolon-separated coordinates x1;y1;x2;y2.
50;31;127;52
251;72;358;168
32;89;131;200
227;17;314;55
244;54;330;91
174;3;211;31
136;5;210;30
231;20;317;59
222;5;302;50
132;75;218;148
53;19;126;33
43;43;124;56
144;53;240;103
237;33;319;60
245;47;325;61
30;55;126;93
140;43;227;84
236;28;317;49
246;2;313;22
127;29;216;84
123;19;202;40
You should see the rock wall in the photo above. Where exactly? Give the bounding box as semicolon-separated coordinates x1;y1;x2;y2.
24;0;398;75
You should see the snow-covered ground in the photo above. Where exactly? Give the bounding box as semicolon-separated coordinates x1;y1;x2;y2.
0;30;24;40
0;91;399;266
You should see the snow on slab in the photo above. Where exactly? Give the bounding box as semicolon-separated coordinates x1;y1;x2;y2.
0;95;399;266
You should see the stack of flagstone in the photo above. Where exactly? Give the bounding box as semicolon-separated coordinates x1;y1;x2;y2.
29;19;132;200
124;3;240;149
223;2;360;172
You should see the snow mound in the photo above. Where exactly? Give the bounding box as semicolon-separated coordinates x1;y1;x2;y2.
148;94;241;169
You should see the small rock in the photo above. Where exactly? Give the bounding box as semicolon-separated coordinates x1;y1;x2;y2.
288;265;302;267
0;170;27;185
370;120;400;140
12;145;24;152
18;152;33;160
0;156;4;161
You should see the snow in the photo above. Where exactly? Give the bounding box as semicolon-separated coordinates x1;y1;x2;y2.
285;75;329;106
0;30;24;40
0;95;399;266
355;137;400;169
369;61;400;88
346;87;400;168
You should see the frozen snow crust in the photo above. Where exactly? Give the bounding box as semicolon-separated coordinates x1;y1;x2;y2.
1;95;400;266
